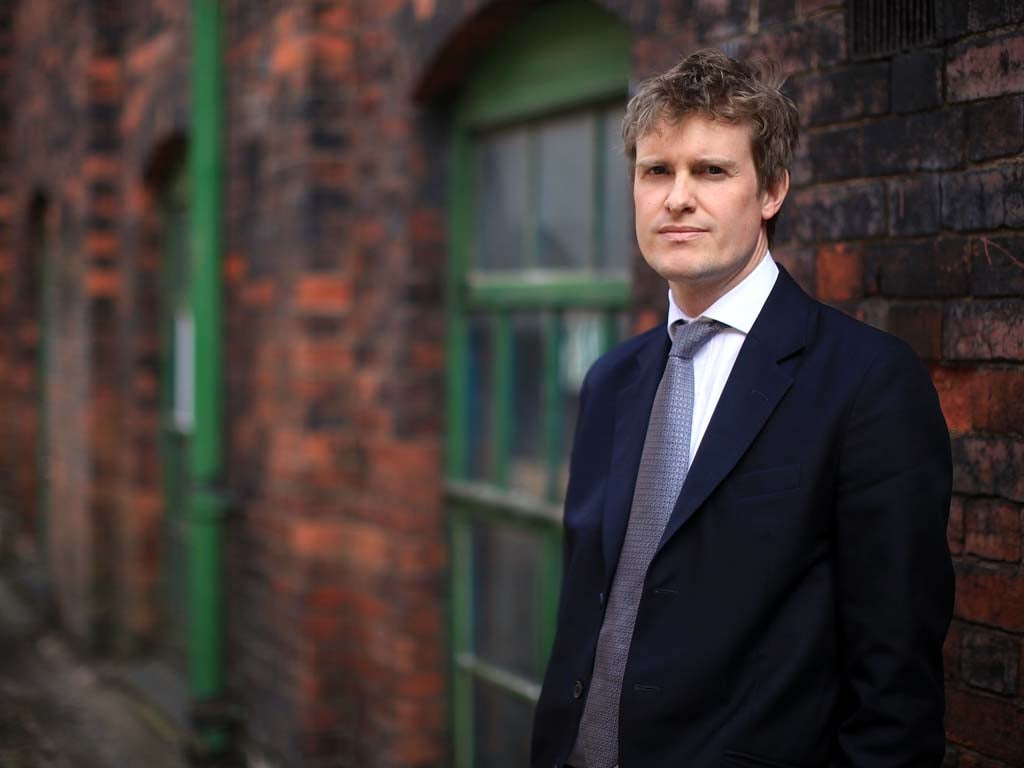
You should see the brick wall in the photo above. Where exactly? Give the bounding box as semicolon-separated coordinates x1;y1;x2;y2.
408;1;1024;766
115;0;190;654
744;3;1024;765
0;0;1020;767
3;0;99;644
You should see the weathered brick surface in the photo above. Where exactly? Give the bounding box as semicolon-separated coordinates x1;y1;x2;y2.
969;235;1024;296
967;95;1024;161
961;628;1020;695
944;300;1024;361
887;174;942;237
0;2;1020;766
789;181;887;242
946;687;1024;765
932;366;1024;437
952;437;1024;501
790;62;890;126
964;498;1023;562
942;164;1024;231
808;111;964;182
948;31;1024;102
866;237;970;298
954;561;1024;632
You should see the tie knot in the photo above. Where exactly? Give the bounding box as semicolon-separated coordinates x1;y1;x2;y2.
670;320;724;359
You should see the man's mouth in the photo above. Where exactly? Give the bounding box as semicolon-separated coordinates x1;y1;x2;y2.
658;226;708;242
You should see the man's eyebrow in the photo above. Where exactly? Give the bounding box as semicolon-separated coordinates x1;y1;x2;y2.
694;156;739;168
634;156;667;168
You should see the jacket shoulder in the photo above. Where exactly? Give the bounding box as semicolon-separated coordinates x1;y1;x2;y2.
584;324;665;389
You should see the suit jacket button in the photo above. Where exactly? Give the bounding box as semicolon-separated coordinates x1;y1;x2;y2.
573;679;584;699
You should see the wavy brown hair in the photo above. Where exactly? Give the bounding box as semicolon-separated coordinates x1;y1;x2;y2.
623;49;799;194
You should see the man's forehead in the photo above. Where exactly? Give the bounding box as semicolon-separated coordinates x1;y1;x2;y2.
636;114;755;152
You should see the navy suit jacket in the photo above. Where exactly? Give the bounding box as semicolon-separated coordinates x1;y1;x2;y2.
531;266;954;768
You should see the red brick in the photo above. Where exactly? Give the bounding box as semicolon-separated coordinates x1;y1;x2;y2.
815;243;863;301
295;275;351;314
946;688;1024;764
974;368;1024;436
933;366;1024;436
932;367;973;435
86;268;119;297
948;497;966;554
948;33;1024;103
954;562;1024;631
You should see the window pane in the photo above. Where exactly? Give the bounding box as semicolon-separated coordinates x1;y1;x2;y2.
473;522;540;678
557;311;629;498
537;112;594;270
473;681;533;768
510;313;546;498
467;315;496;483
602;105;633;273
475;129;528;271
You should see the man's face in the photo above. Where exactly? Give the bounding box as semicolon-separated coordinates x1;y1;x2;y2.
633;114;788;315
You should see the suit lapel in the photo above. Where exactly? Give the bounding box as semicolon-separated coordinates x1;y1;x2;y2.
656;267;816;553
601;329;670;586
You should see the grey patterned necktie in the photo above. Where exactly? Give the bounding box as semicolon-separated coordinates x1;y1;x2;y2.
575;319;724;768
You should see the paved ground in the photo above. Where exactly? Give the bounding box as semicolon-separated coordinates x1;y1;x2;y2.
0;575;188;768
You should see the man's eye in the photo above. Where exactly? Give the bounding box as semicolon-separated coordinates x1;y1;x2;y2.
705;165;725;175
648;165;669;176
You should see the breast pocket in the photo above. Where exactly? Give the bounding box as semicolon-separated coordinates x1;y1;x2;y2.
728;464;801;501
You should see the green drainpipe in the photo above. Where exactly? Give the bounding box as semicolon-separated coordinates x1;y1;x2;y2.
188;0;229;757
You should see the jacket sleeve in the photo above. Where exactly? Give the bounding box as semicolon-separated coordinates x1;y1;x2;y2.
832;340;954;767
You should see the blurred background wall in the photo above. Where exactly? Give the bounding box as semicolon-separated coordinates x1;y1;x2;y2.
0;0;1021;766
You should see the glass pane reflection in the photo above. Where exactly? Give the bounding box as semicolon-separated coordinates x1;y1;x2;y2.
557;311;628;498
473;680;534;768
475;129;529;271
510;313;546;498
602;105;633;272
467;315;495;483
473;522;540;679
537;112;594;270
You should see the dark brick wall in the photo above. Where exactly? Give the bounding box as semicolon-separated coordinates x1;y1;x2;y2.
0;0;1020;766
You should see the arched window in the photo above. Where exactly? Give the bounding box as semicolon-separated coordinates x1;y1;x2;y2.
445;2;631;764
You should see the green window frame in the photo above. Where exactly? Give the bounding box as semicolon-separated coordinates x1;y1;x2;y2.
445;3;631;765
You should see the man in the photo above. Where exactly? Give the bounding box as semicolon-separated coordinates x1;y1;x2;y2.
531;49;953;768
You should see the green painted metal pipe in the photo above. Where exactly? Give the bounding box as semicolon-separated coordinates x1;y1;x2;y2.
188;0;227;754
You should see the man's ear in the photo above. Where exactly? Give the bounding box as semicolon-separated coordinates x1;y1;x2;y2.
760;170;790;221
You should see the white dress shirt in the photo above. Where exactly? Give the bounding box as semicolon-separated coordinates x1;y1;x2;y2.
666;252;779;467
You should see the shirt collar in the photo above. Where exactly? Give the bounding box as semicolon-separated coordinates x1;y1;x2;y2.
667;252;779;339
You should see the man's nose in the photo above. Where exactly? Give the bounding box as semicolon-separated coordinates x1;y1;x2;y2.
664;174;695;213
